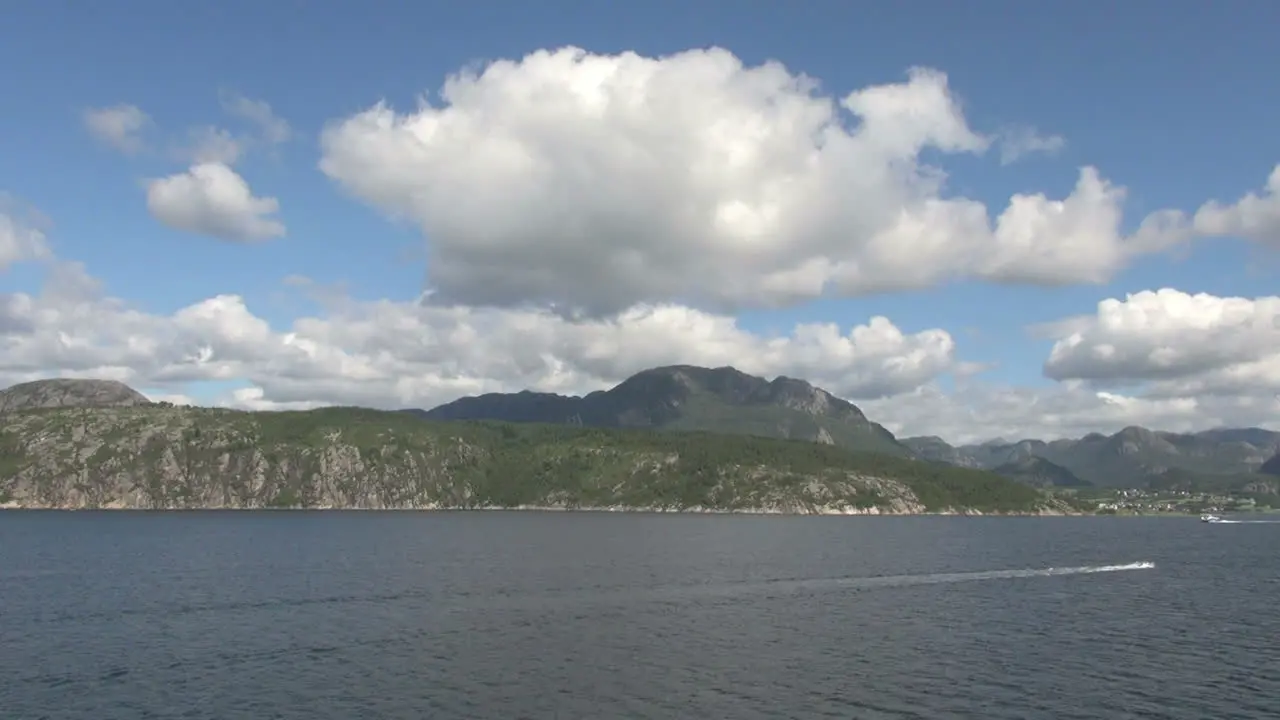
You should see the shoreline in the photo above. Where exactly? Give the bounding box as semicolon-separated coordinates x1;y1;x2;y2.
0;501;1081;516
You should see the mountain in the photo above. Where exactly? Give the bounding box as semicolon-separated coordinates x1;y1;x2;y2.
0;383;1069;515
991;457;1090;488
0;378;150;412
415;365;910;457
897;436;983;468
905;426;1280;488
1262;453;1280;477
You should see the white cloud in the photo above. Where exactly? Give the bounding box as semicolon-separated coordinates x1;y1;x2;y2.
997;125;1066;165
83;104;151;153
0;252;955;412
1194;164;1280;246
864;381;1280;445
145;162;285;242
158;93;290;166
1043;288;1280;399
220;92;292;146
5;247;1280;443
0;207;51;270
8;247;1278;444
978;167;1130;284
179;126;244;165
319;47;1185;317
866;286;1280;443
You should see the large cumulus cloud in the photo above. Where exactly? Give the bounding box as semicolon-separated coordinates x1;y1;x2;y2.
1043;289;1280;405
318;47;1187;316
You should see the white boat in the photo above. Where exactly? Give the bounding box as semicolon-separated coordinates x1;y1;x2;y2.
1201;514;1222;523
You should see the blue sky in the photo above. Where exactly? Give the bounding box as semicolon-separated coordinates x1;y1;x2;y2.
2;1;1279;443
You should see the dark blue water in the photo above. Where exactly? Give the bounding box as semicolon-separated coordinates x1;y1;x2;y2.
2;512;1277;719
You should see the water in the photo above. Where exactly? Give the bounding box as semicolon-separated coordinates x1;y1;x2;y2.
2;512;1277;719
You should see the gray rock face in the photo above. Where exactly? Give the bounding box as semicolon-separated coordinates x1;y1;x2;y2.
0;379;151;412
0;403;1067;514
1262;453;1280;477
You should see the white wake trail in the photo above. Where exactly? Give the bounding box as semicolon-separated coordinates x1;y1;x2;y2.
1210;519;1280;524
806;561;1156;591
647;562;1156;603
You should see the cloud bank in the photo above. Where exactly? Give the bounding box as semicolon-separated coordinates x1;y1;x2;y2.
15;47;1280;443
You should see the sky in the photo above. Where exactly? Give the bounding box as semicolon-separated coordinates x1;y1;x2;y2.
2;1;1280;445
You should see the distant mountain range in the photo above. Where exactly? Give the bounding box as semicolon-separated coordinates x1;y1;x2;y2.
411;364;1280;492
901;427;1280;490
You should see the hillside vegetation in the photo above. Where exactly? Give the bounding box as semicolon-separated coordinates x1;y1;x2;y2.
0;403;1067;514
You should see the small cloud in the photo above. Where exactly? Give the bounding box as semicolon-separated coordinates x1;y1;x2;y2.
1025;314;1091;340
0;199;53;269
219;91;292;146
997;125;1066;165
83;104;151;154
178;126;245;165
145;162;285;242
953;361;996;379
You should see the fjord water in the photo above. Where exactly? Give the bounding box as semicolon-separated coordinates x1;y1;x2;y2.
2;513;1277;719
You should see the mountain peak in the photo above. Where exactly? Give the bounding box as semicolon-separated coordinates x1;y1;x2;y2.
1117;425;1154;439
765;375;840;416
0;378;151;413
420;364;905;455
992;456;1090;488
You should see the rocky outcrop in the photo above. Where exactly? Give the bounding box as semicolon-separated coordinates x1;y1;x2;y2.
0;378;150;412
0;400;1069;515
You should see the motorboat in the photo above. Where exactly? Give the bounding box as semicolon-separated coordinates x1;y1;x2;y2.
1200;514;1222;523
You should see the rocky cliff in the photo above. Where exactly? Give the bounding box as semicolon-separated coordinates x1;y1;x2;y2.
0;400;1067;515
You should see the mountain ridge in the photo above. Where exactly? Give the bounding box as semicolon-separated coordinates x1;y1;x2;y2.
990;456;1090;488
7;374;1276;494
414;364;910;457
903;427;1280;489
0;379;1071;515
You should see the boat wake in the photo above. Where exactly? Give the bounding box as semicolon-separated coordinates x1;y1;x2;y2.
798;561;1156;591
640;562;1157;603
1206;519;1280;524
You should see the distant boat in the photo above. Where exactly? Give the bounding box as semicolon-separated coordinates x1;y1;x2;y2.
1201;514;1223;523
